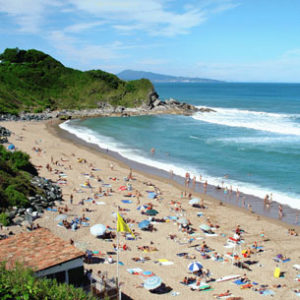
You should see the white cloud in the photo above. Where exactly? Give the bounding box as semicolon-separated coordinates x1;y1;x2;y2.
0;0;61;33
48;31;127;68
64;21;106;33
67;0;236;37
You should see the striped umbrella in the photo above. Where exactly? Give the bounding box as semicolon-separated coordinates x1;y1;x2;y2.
140;270;155;277
143;276;162;290
188;261;203;272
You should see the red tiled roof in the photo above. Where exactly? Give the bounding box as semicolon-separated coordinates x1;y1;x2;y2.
0;228;84;271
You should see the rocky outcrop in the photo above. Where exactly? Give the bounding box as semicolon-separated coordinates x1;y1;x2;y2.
9;176;63;225
0;126;11;143
0;97;216;121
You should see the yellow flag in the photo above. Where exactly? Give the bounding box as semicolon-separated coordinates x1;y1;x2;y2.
117;212;135;238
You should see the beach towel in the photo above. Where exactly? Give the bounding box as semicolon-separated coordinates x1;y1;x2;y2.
216;275;241;282
205;233;218;237
121;200;133;204
188;283;211;290
81;222;90;227
46;208;57;212
274;267;281;278
96;201;106;205
80;184;92;188
127;268;143;274
259;290;275;296
84;199;93;202
234;280;244;285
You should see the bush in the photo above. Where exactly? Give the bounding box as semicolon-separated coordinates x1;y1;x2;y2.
4;185;29;207
0;213;9;226
0;263;96;300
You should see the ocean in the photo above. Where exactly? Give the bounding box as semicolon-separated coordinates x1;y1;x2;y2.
60;82;300;212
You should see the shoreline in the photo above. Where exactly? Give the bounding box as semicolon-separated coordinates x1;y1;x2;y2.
54;119;300;228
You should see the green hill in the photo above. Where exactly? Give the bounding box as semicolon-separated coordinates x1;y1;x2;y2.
0;48;154;114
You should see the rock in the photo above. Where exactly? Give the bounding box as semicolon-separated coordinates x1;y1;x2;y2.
152;99;162;107
198;107;216;113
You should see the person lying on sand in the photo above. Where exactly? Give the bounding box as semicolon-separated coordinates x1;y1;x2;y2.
137;245;158;252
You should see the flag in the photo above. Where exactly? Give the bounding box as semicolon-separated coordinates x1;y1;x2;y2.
117;212;135;238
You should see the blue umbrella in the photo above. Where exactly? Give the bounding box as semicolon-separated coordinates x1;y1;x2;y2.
90;224;106;236
188;261;203;272
7;144;15;150
143;276;162;290
138;220;150;229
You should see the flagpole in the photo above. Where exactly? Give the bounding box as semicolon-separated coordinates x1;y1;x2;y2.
117;206;121;300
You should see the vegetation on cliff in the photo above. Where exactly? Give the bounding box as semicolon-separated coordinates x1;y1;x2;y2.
0;263;96;300
0;145;40;225
0;48;154;114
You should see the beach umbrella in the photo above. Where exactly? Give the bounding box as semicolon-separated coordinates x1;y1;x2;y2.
145;209;158;216
189;198;200;205
55;214;68;221
7;144;15;151
199;224;211;231
143;276;162;290
188;261;203;272
138;220;150;229
140;271;155;277
90;224;106;236
177;218;189;225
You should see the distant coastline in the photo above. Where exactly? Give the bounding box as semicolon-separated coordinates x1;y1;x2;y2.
117;69;223;83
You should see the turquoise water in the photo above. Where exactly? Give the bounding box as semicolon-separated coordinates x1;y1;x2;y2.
60;83;300;209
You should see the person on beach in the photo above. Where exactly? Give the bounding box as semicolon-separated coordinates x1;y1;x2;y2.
70;194;73;205
185;172;190;188
279;204;283;219
192;176;196;188
203;180;208;193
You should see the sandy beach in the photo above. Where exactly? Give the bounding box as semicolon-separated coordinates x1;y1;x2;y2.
1;120;300;300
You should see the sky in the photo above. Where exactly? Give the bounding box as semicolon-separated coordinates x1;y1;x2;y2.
1;0;300;82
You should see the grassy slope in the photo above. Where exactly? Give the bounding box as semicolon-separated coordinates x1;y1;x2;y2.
0;48;154;114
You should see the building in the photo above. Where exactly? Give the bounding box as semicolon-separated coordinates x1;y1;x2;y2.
0;228;85;286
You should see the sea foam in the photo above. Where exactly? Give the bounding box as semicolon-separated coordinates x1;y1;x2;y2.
193;106;300;136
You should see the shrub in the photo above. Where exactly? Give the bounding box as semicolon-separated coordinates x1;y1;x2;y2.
0;263;96;300
0;213;9;226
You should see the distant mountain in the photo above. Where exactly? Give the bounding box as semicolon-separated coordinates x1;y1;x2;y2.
117;70;223;83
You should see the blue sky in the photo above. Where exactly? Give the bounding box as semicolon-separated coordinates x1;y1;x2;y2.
1;0;300;82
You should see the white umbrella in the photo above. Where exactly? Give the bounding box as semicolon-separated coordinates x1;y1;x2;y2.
90;224;106;236
189;198;200;205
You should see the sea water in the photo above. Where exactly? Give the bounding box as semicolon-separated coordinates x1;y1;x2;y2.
60;83;300;210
